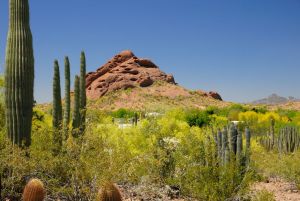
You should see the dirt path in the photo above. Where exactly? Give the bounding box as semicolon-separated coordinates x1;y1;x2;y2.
251;177;300;201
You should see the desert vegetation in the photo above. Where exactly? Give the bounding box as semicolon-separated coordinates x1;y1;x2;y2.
1;0;300;201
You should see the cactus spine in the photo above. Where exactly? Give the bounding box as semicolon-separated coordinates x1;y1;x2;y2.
79;51;86;131
63;57;71;133
52;60;62;129
72;75;80;131
5;0;34;146
22;178;46;201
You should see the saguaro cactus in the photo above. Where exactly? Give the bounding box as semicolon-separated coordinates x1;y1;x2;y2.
63;57;71;132
72;75;80;131
5;0;34;146
52;60;62;129
79;51;86;130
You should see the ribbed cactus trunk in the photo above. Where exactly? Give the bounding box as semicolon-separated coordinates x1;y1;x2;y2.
52;60;62;129
230;123;238;155
79;51;86;131
270;118;275;148
72;75;80;132
63;57;71;135
245;127;251;165
236;130;243;165
5;0;34;147
217;129;222;160
221;127;230;165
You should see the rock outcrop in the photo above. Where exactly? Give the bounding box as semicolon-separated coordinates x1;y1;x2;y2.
197;90;223;101
86;50;176;99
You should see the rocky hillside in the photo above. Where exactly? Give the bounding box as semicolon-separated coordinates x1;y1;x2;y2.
88;81;229;111
85;50;225;110
86;50;176;99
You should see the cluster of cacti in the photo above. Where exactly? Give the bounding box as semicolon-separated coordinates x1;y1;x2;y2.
216;124;251;166
21;179;122;201
5;0;34;147
259;119;276;151
22;179;46;201
278;126;300;153
259;122;300;153
51;52;87;138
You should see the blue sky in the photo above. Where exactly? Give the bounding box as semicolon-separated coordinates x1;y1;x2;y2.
0;0;300;103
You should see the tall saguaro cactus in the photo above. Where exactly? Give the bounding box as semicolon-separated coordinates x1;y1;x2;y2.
52;60;62;129
72;75;80;131
5;0;34;146
63;57;71;131
79;51;87;130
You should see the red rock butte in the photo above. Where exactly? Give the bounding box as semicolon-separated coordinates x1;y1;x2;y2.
86;50;176;99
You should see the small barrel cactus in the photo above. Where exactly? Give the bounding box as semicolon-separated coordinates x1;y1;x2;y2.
97;182;122;201
22;178;46;201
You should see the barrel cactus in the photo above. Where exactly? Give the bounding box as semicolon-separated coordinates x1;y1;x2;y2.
97;182;122;201
5;0;34;146
22;178;46;201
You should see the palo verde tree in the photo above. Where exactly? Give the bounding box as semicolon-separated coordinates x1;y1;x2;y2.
5;0;34;146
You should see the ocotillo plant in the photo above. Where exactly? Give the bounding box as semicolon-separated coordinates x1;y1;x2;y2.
5;0;34;146
72;75;80;132
22;178;46;201
63;57;71;134
79;51;87;131
52;60;63;129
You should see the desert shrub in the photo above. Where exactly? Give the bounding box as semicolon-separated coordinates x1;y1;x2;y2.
252;140;300;187
0;107;255;200
111;108;135;118
185;109;211;127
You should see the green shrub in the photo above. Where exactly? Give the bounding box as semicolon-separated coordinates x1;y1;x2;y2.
185;109;211;127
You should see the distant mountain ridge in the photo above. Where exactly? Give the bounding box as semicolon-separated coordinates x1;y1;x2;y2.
251;93;299;105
